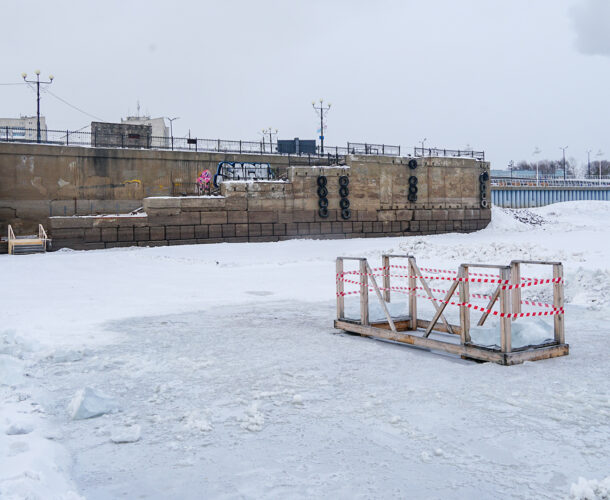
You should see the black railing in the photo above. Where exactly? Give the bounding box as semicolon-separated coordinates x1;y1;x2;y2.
0;126;401;158
347;142;400;156
414;147;485;161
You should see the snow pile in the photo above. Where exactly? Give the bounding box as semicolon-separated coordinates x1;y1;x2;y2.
569;476;610;500
240;402;265;432
68;387;120;420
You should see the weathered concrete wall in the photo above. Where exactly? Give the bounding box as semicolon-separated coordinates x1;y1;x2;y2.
0;142;309;234
0;142;491;249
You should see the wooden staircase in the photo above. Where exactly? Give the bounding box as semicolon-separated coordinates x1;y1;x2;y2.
8;224;50;255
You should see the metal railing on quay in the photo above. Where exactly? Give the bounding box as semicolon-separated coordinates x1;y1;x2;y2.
414;147;485;161
0;126;401;158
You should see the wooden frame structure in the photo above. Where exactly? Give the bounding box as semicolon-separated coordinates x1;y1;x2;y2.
8;224;49;255
335;255;569;365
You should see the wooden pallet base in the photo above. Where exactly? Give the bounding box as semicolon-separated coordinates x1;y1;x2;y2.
334;319;569;365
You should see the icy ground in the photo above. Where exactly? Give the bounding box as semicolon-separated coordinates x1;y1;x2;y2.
1;201;609;499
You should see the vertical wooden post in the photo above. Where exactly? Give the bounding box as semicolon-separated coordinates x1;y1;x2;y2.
553;263;565;344
359;259;369;326
510;261;521;321
408;257;417;330
499;267;512;353
382;255;390;303
459;265;471;343
336;258;344;320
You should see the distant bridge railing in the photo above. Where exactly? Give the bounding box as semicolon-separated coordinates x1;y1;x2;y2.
0;126;401;158
414;147;485;161
491;176;610;187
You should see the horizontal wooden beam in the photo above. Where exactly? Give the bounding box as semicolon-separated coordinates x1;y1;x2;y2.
334;320;569;365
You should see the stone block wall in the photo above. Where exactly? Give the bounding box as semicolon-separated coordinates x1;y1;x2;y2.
47;158;492;250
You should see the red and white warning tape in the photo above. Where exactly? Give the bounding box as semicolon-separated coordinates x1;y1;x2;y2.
336;282;563;318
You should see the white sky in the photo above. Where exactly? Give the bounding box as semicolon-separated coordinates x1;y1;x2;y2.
2;0;609;169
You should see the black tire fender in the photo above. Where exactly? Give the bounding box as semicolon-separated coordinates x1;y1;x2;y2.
341;208;351;220
408;193;417;202
409;185;418;194
317;175;327;187
408;159;418;170
317;186;328;198
339;186;349;198
339;175;349;187
409;175;418;185
340;198;350;209
318;207;329;218
480;199;489;209
318;197;329;208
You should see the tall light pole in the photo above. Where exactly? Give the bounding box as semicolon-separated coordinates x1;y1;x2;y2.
312;99;331;154
533;147;541;185
596;149;604;182
165;117;179;150
262;127;278;153
21;70;54;143
559;146;568;180
587;149;592;178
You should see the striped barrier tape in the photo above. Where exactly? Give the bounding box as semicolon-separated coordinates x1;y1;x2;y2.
336;283;563;318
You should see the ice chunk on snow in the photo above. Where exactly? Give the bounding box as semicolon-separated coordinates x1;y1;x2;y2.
110;425;141;443
68;387;119;420
470;318;555;349
569;476;610;500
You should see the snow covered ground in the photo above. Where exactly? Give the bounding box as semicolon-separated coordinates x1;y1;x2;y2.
1;201;609;499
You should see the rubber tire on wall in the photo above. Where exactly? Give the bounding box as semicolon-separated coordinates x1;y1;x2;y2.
318;207;329;218
317;186;328;198
339;186;349;198
340;198;350;209
480;190;487;200
317;175;327;187
408;193;417;202
479;171;489;182
409;176;418;185
409;185;418;195
408;159;418;169
339;175;349;187
318;197;329;208
341;208;351;220
480;199;488;209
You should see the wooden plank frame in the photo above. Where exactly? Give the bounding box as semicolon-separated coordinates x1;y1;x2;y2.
334;256;569;366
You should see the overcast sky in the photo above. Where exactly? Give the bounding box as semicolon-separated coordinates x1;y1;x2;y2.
2;0;609;170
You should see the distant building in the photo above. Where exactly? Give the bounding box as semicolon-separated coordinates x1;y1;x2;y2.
0;116;47;141
122;116;168;140
90;121;152;148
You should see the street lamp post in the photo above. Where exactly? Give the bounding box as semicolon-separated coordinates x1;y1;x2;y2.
312;99;331;154
587;149;592;178
165;117;179;150
596;150;604;183
21;70;54;143
420;137;427;155
533;147;541;185
559;146;568;180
